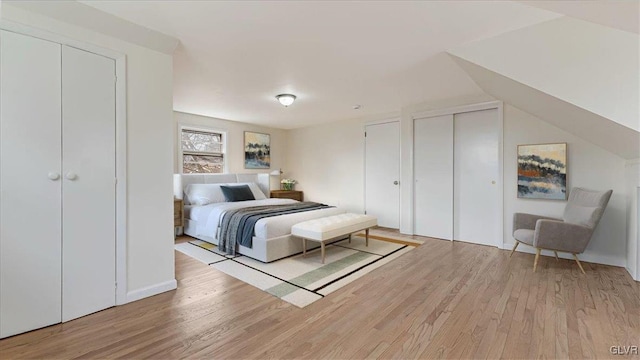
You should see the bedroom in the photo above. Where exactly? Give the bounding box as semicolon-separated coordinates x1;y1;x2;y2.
0;1;638;359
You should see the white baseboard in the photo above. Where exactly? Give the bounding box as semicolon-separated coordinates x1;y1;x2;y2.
626;266;640;281
502;242;626;268
125;279;177;304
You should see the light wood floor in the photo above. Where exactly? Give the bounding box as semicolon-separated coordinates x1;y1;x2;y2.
1;233;638;359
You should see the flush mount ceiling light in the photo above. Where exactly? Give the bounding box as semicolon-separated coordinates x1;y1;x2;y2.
275;94;296;107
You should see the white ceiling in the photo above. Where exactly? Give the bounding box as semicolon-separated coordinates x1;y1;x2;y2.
518;0;639;34
5;0;180;54
80;1;565;129
450;16;639;133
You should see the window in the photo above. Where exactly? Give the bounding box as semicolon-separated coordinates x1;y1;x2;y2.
181;128;225;173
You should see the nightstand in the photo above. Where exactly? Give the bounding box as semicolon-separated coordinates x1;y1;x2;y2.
270;190;304;201
174;198;184;229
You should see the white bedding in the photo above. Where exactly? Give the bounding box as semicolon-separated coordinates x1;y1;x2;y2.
189;198;344;240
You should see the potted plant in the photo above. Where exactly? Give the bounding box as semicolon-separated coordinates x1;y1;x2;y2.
281;178;297;191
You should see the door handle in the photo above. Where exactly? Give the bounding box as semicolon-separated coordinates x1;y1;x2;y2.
393;181;399;185
48;172;60;181
65;172;78;181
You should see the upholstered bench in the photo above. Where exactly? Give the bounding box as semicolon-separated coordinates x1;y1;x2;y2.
291;213;378;263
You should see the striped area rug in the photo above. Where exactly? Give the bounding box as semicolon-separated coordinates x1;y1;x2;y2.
175;234;416;308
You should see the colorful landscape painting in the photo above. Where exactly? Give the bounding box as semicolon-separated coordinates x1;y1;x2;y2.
517;143;567;200
244;131;270;169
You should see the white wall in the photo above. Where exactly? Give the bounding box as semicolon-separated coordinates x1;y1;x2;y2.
625;161;640;280
503;105;628;266
286;117;368;212
450;17;640;133
174;112;287;181
2;5;176;299
637;187;640;279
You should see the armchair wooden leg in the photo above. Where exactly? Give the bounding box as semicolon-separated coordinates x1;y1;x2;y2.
510;241;519;257
573;254;586;274
533;248;541;272
554;251;559;261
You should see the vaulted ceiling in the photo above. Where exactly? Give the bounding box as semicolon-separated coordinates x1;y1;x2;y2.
449;15;639;159
77;0;563;129
6;0;638;158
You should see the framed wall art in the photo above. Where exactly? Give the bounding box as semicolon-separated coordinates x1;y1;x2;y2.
517;143;567;200
244;131;270;169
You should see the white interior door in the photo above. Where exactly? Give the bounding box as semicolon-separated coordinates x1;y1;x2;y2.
62;46;116;321
414;115;454;240
365;121;400;228
453;109;501;246
0;31;63;338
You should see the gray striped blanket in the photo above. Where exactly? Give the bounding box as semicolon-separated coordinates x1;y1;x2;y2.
218;202;332;255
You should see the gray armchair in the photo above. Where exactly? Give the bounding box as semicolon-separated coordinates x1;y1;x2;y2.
511;187;612;273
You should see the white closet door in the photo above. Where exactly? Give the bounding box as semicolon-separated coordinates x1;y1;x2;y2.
414;115;454;240
453;109;500;246
365;122;400;228
61;46;116;321
0;31;62;338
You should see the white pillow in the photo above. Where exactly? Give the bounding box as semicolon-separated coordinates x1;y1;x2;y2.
184;184;227;206
235;182;267;200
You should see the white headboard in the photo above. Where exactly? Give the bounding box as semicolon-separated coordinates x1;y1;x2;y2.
173;173;270;201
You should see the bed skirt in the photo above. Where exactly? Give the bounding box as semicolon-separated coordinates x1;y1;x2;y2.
183;218;321;263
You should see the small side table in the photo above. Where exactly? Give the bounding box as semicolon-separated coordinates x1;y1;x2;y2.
174;198;184;237
270;190;304;201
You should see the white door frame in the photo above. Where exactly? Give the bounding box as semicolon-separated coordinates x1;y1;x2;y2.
1;20;129;304
409;101;504;247
364;118;400;228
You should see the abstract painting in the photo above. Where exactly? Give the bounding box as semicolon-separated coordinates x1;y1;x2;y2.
244;131;270;169
517;143;567;200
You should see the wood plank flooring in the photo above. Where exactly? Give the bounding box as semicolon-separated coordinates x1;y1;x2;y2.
1;233;638;359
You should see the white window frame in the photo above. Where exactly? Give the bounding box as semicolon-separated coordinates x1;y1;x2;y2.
179;124;227;174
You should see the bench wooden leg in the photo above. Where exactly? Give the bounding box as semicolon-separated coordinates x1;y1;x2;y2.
321;242;326;264
348;233;352;243
365;228;369;247
302;238;306;257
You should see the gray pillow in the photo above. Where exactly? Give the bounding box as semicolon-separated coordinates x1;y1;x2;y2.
563;205;600;228
220;185;255;202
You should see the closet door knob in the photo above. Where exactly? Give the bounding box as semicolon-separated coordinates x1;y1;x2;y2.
65;172;78;181
48;172;60;181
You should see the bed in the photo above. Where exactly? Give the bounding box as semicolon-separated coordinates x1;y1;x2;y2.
173;173;345;262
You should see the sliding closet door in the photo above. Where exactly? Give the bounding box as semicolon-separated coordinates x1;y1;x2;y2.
0;31;62;338
414;115;454;240
453;109;500;246
61;46;116;321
